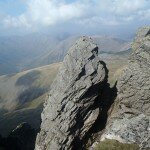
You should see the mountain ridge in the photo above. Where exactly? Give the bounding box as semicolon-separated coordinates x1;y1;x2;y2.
0;34;130;75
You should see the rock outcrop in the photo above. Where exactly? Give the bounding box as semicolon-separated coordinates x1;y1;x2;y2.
35;37;108;150
101;27;150;149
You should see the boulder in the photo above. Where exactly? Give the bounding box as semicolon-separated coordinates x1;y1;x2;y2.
35;37;107;150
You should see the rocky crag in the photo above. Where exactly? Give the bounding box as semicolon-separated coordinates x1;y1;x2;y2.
35;27;150;150
35;37;109;150
101;27;150;149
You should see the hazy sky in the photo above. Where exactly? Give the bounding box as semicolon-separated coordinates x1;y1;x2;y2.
0;0;150;38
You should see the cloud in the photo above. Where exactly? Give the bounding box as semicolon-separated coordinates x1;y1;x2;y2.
1;0;150;35
3;15;29;28
111;0;147;14
2;0;88;29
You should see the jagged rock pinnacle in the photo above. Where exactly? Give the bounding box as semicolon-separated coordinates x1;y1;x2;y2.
35;36;107;150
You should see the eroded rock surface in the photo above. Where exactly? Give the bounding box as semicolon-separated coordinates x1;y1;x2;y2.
101;27;150;149
35;37;107;150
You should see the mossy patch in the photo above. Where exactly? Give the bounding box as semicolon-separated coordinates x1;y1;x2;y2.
95;139;139;150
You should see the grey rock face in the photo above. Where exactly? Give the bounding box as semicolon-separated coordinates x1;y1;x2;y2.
35;37;107;150
101;27;150;149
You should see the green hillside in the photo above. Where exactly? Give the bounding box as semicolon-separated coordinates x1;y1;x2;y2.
0;63;61;136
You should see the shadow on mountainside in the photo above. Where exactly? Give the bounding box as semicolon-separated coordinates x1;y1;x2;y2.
0;122;39;150
72;61;118;150
15;70;41;87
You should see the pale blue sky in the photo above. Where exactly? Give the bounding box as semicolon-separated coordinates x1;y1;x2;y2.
0;0;150;38
0;0;26;16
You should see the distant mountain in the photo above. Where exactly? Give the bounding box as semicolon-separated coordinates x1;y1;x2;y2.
92;35;131;52
0;33;59;75
27;35;131;69
0;34;131;75
26;36;79;69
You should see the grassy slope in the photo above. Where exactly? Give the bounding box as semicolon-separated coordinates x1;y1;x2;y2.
100;51;130;86
95;139;139;150
0;63;61;136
